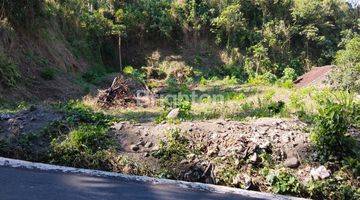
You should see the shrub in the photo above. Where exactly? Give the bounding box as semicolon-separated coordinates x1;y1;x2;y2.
123;66;146;83
40;67;56;80
152;129;189;163
266;169;302;195
222;75;238;85
50;101;118;169
59;100;115;127
281;67;297;82
248;72;277;85
82;66;107;84
0;53;20;87
342;157;360;178
277;67;297;88
307;179;360;200
159;61;194;84
199;76;207;86
311;92;359;160
164;74;191;94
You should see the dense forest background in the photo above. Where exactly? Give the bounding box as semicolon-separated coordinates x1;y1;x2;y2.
0;0;359;100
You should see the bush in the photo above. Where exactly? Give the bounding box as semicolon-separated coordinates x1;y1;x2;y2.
50;101;118;169
307;179;360;200
277;67;297;88
123;66;146;83
266;169;302;195
82;66;107;84
311;92;359;160
152;128;189;163
281;67;297;82
164;74;191;94
0;53;20;87
40;67;56;80
248;72;277;85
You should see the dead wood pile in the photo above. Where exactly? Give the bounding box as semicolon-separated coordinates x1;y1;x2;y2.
97;75;148;108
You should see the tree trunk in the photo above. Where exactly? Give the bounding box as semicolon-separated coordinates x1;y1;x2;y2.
118;34;122;72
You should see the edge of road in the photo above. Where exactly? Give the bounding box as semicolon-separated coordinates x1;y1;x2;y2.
0;157;307;200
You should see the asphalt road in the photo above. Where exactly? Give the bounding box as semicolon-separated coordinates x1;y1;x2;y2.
0;166;264;200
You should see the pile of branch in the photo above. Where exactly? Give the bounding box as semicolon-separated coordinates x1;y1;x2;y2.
97;76;136;108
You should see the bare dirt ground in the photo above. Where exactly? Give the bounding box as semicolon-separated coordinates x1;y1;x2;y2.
0;106;62;139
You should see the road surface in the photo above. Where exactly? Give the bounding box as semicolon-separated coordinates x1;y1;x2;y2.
0;166;264;200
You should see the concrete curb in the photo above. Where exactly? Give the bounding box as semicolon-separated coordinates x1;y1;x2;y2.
0;157;307;200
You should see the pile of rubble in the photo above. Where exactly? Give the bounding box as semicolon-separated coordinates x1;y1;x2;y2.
112;118;315;186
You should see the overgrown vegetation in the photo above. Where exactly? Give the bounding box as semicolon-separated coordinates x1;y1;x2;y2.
0;52;20;87
311;92;359;161
0;0;360;199
152;128;190;163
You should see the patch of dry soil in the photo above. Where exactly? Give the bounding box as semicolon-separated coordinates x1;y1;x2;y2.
0;106;62;140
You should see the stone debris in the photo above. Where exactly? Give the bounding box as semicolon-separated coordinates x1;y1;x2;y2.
167;108;180;119
130;144;140;151
310;166;331;180
0;114;12;121
249;153;259;164
284;157;300;168
112;123;124;131
115;118;316;187
144;141;153;148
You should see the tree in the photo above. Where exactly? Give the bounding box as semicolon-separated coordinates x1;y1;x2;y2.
330;36;360;92
212;4;246;49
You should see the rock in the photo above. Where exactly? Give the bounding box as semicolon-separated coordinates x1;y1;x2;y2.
274;149;287;161
232;174;242;186
130;144;140;151
0;114;11;121
167;108;180;119
123;164;133;174
284;157;300;168
207;147;219;157
180;159;189;165
259;141;271;151
243;174;253;190
249;153;259;163
136;140;145;146
112;123;124;131
186;153;196;160
144;152;150;157
232;174;254;190
144;142;153;148
310;166;331;180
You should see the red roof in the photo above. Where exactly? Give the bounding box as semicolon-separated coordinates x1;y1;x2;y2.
294;66;334;87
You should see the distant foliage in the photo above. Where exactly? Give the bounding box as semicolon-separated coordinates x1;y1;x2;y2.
1;0;358;80
331;36;360;92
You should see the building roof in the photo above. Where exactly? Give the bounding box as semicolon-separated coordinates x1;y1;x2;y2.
294;65;334;87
